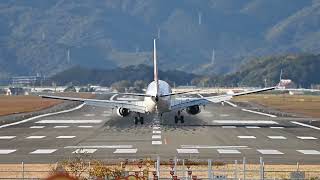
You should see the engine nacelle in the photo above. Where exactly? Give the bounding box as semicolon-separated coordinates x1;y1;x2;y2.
186;105;201;115
117;107;131;117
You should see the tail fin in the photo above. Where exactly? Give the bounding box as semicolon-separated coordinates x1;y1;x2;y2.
153;39;159;96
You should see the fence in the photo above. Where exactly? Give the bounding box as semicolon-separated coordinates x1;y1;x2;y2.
0;157;319;179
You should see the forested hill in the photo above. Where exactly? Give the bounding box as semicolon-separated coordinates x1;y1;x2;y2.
48;64;197;86
0;0;320;79
194;54;320;88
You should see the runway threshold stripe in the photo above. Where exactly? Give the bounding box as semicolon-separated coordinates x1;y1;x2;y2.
64;145;133;149
297;136;317;140
30;149;57;154
0;150;16;154
30;126;45;129
291;121;320;130
245;126;261;129
241;109;277;118
0;136;16;139
177;149;199;154
238;136;256;139
73;149;97;154
257;149;284;155
78;126;93;128
152;141;162;145
54;126;69;128
181;145;249;149
297;150;320;155
26;136;46;139
113;149;137;154
268;136;287;139
56;136;76;139
36;120;102;124
217;149;241;154
0;103;85;128
213;120;278;124
222;126;236;128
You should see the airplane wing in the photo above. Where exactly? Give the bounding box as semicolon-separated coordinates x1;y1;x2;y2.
170;87;275;111
40;95;146;113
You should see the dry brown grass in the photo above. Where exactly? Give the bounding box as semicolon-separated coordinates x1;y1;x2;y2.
0;93;94;116
233;94;320;118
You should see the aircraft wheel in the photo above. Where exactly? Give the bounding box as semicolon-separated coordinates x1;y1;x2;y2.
134;117;139;125
174;116;178;124
140;117;144;124
180;116;184;123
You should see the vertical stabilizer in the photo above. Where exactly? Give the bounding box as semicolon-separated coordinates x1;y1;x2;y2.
153;39;159;96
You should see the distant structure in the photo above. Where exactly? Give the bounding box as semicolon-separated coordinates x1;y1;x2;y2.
11;74;44;86
211;48;215;65
198;12;202;25
278;79;296;89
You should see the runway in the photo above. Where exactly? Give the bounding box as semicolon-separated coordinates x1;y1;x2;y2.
0;97;319;164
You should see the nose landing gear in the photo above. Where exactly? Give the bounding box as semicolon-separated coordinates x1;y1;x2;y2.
174;111;184;124
134;113;144;125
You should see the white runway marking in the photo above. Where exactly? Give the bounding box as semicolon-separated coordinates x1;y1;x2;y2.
241;109;277;118
78;126;93;128
114;149;137;154
56;136;76;139
245;126;261;129
268;136;287;139
181;145;249;149
64;145;133;149
54;126;69;128
153;127;161;130
220;114;230;117
0;136;16;140
177;149;199;154
257;149;284;155
270;127;284;129
30;126;45;129
153;131;161;134
217;149;241;154
213;120;278;124
73;149;97;154
152;141;162;145
26;136;46;139
238;136;256;139
36;120;102;124
152;135;161;139
30;149;57;154
85;114;95;117
0;103;85;128
222;126;236;128
224;101;238;107
297;150;320;155
297;136;318;140
0;150;16;154
291;121;320;130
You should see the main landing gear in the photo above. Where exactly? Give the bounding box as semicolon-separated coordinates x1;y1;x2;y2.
134;113;144;125
174;111;184;124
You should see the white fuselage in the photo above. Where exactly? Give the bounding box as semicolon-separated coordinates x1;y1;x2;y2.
144;80;172;113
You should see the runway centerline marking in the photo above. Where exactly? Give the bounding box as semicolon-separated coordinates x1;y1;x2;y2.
36;120;102;124
213;120;278;124
153;131;161;134
73;149;97;154
268;136;287;139
297;136;318;140
56;136;76;139
30;126;45;129
177;149;199;154
222;126;236;128
114;149;137;154
0;150;16;154
0;136;16;139
152;135;161;139
297;150;320;155
54;126;69;128
270;127;284;129
241;109;277;118
0;103;85;128
78;126;93;128
30;149;57;154
245;126;261;129
64;145;133;149
291;121;320;130
26;136;46;139
238;136;256;139
181;145;250;149
257;149;284;155
217;149;241;154
152;141;162;145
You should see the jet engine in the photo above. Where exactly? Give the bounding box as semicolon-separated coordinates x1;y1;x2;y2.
117;107;131;117
186;105;201;115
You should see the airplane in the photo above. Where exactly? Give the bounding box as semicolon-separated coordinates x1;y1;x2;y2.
41;39;275;125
